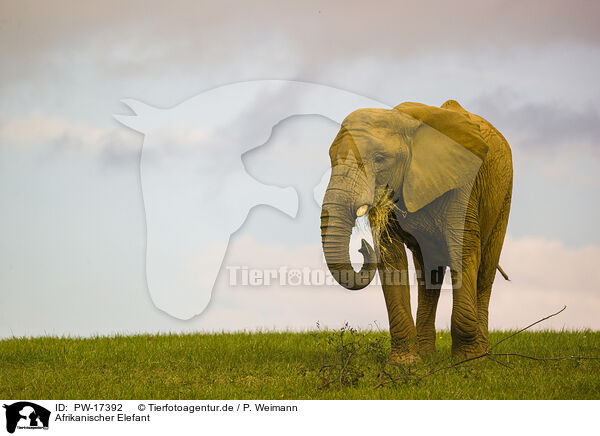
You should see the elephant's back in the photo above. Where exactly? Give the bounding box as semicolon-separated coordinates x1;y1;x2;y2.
441;99;512;163
470;114;513;187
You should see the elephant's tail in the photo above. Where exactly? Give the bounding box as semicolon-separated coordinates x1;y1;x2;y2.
497;265;510;281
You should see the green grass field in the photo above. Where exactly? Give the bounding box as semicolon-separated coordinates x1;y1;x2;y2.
1;330;599;399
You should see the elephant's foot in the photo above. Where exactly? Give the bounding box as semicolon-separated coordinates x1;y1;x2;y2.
451;342;486;361
389;350;421;365
417;340;436;357
477;332;490;354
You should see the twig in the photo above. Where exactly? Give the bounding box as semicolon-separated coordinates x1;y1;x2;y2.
373;366;404;390
319;379;333;389
486;354;514;369
489;305;567;351
490;352;600;362
339;352;354;388
414;352;489;383
375;365;385;389
373;320;381;332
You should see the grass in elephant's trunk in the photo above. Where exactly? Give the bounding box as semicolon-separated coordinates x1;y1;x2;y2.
362;187;403;264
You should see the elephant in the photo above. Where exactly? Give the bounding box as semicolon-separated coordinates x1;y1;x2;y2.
320;100;512;361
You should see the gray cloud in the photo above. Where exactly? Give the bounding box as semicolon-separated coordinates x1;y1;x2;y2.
2;0;600;87
0;112;142;166
471;90;600;153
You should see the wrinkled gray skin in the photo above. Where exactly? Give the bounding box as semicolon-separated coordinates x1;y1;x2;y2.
320;100;512;362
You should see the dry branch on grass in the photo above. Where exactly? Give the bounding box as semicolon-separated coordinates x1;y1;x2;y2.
372;305;600;389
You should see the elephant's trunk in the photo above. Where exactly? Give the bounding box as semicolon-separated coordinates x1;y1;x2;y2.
321;201;377;291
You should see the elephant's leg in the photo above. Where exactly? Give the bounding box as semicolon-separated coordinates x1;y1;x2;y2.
476;251;500;351
477;196;511;351
376;233;418;363
414;252;442;356
450;244;483;359
475;274;493;351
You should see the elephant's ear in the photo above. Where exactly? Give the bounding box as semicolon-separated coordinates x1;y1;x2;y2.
394;102;489;213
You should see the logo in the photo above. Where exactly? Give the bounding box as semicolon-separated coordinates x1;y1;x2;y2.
114;80;390;319
3;402;50;434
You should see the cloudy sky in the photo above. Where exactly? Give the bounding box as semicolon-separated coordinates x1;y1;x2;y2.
1;0;599;337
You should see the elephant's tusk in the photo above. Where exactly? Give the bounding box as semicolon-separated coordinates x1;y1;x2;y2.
356;205;369;217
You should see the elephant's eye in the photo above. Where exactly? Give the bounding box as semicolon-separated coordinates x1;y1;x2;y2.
373;154;386;165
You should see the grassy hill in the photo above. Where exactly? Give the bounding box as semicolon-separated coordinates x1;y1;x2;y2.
1;329;599;399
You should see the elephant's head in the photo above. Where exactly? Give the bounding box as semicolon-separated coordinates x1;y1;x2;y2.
320;101;489;290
